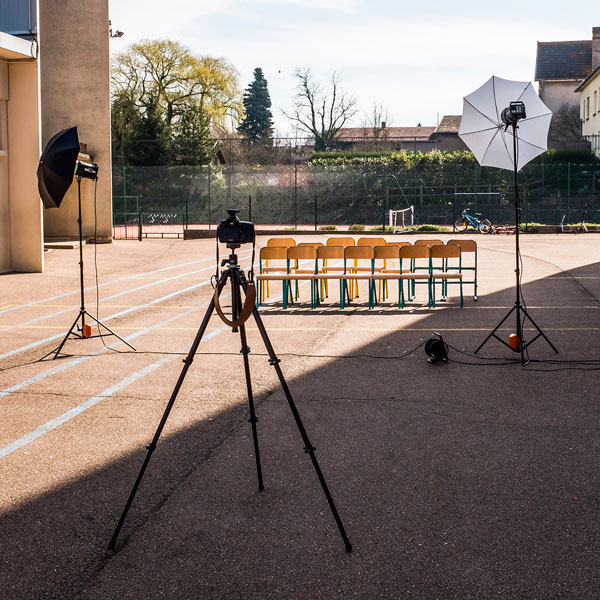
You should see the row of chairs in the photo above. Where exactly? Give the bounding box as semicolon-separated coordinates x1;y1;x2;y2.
264;236;478;300
255;241;475;309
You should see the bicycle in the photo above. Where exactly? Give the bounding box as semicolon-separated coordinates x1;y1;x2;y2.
454;209;493;234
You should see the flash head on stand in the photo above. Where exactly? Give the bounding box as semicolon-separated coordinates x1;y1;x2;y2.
501;101;526;127
217;209;255;247
425;332;449;364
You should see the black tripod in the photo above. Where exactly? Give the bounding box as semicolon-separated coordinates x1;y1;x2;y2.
475;122;557;365
48;176;135;359
109;244;352;552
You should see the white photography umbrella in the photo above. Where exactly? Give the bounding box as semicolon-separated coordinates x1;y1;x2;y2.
458;75;552;172
459;75;557;364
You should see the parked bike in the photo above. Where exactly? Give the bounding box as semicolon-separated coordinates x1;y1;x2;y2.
454;209;493;234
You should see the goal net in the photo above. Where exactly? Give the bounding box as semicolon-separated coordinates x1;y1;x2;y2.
389;206;414;232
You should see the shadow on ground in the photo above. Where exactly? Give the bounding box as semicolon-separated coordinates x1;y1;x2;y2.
1;262;599;599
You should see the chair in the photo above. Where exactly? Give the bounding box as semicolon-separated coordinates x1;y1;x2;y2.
399;245;432;307
287;246;318;308
255;246;292;307
356;237;386;298
326;237;355;247
372;245;402;307
341;246;375;309
267;237;296;247
263;238;296;298
447;239;477;300
297;242;325;296
413;239;444;276
430;244;463;307
315;246;345;305
323;238;354;299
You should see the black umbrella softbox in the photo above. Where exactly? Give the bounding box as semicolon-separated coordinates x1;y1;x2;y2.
37;126;80;209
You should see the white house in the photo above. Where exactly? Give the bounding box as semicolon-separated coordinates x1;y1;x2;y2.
575;28;600;156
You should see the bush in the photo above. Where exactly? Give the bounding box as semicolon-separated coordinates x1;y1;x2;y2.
349;224;365;231
319;224;337;231
369;225;394;231
413;224;450;232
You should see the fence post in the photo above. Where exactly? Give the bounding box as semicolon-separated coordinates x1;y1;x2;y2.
453;184;457;227
294;163;298;229
383;186;388;231
122;165;127;199
567;163;571;224
185;194;188;229
138;195;142;241
208;165;212;229
314;195;318;231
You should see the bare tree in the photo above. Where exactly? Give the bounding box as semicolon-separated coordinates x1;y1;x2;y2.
360;102;393;151
284;68;357;151
549;102;582;140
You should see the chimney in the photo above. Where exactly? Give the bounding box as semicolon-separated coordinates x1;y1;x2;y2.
593;27;600;70
381;121;386;129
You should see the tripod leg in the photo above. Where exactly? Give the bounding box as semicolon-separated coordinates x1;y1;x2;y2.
246;290;352;552
232;271;264;491
109;273;227;550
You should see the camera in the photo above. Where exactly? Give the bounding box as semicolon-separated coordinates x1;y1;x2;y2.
217;209;255;246
501;101;526;127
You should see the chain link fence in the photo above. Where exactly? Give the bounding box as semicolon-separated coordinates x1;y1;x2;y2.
112;160;600;238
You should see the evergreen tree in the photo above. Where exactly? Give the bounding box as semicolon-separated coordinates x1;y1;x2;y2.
127;97;171;166
172;103;216;165
237;67;274;143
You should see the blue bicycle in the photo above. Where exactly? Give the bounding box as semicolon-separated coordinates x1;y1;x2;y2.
454;209;493;234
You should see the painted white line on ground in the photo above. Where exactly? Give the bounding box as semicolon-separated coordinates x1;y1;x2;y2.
0;326;226;459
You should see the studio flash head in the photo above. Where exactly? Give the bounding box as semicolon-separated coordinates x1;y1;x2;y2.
501;101;526;127
75;160;99;180
217;209;255;246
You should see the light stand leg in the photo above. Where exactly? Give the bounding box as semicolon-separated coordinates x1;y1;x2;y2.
109;270;228;550
242;277;353;552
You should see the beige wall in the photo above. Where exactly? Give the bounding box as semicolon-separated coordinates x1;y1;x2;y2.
39;0;112;242
0;61;9;271
539;80;582;113
0;49;43;274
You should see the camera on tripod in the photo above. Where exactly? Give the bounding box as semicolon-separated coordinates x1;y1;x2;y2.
217;209;255;246
501;101;526;127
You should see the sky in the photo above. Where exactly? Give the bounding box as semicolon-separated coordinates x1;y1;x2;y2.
108;0;595;136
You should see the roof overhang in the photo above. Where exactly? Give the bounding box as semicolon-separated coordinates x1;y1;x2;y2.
0;32;37;60
575;65;600;92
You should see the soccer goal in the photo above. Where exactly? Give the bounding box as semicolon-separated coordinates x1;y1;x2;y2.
389;205;415;232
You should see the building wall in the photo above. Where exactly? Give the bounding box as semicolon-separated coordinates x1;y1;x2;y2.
580;71;600;156
539;80;581;113
0;38;43;274
0;61;9;271
39;0;112;242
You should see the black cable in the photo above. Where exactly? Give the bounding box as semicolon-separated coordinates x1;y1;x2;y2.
93;179;128;355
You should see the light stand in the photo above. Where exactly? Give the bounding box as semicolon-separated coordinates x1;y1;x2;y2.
475;115;557;364
47;168;135;359
109;244;352;552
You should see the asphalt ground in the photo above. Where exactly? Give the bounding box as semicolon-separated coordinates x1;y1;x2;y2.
1;233;599;599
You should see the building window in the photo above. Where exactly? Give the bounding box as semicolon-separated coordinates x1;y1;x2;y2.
585;96;590;120
594;90;598;115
